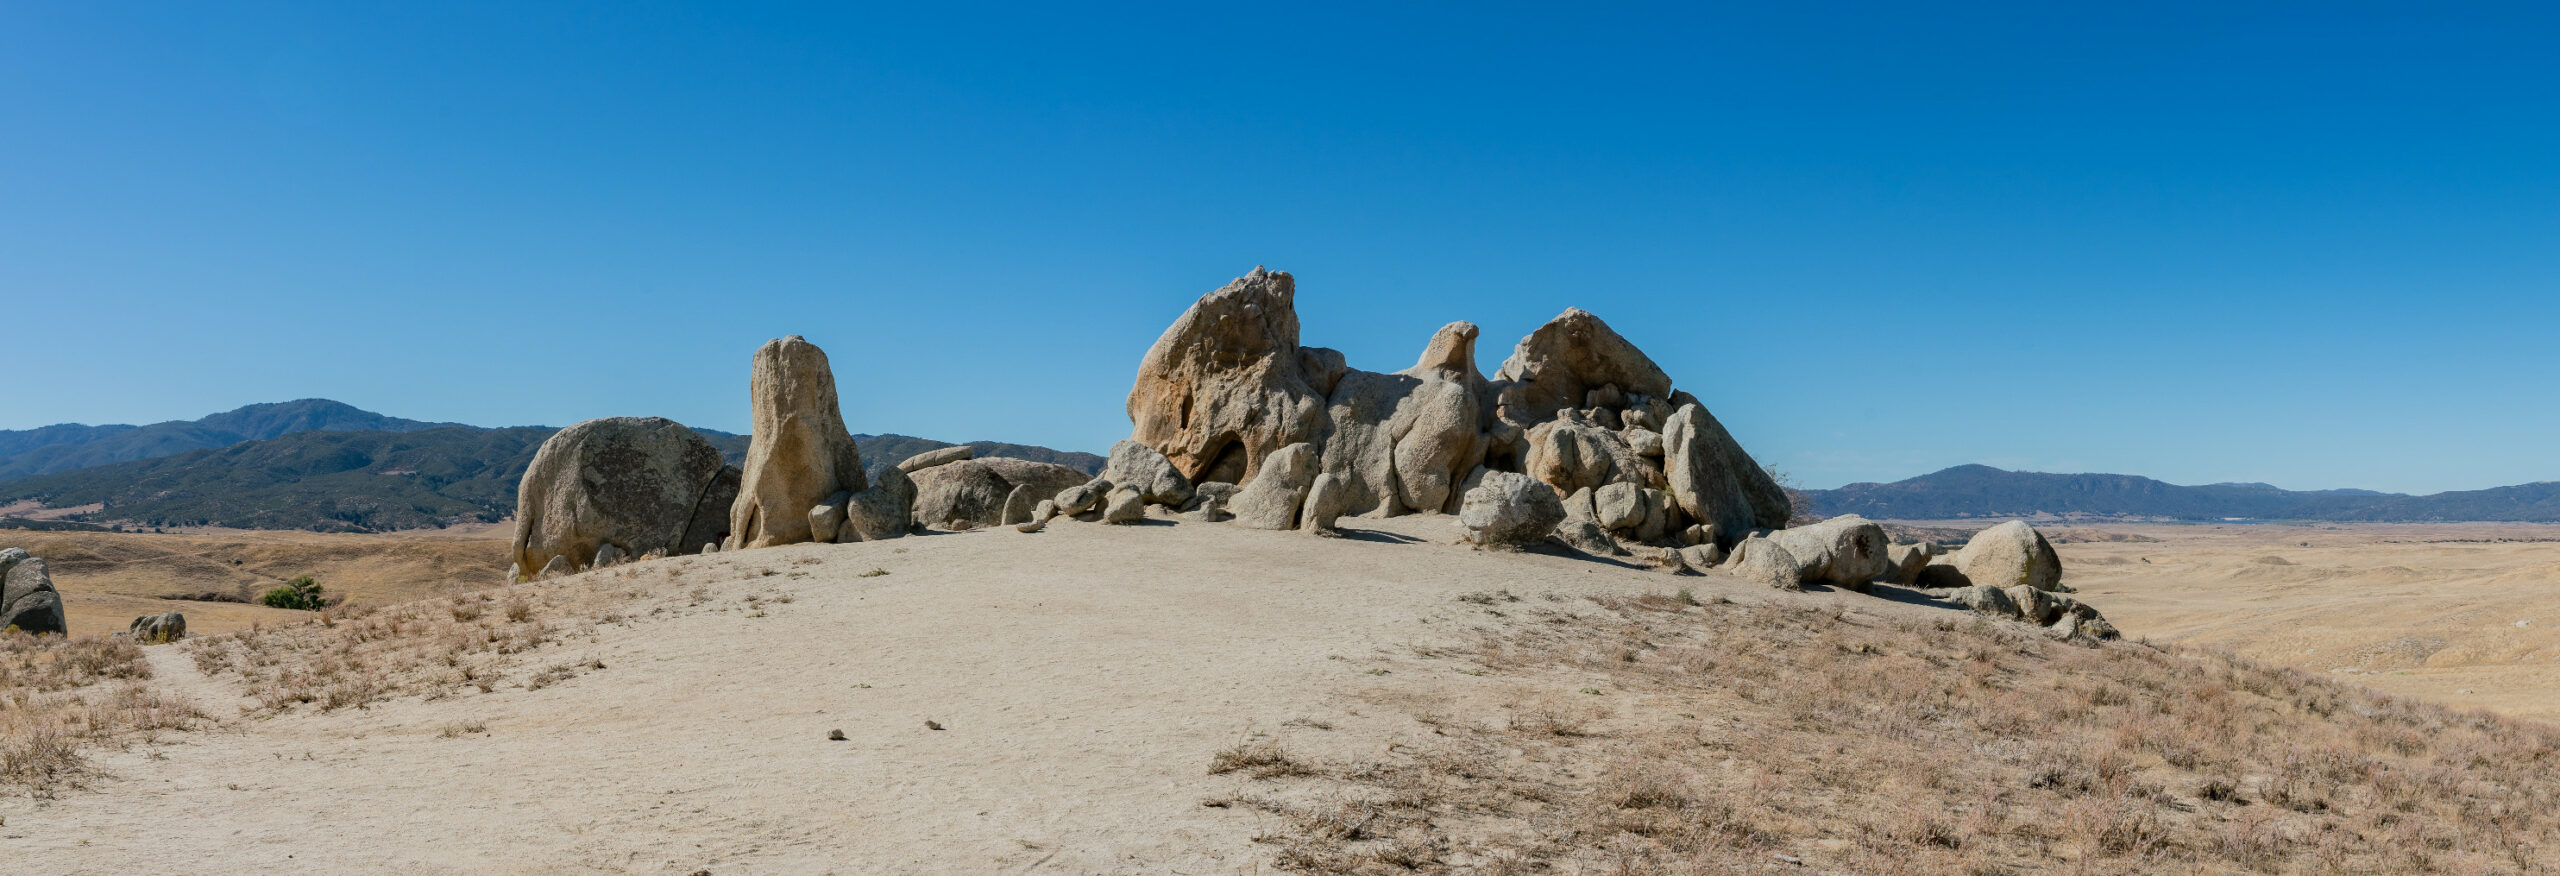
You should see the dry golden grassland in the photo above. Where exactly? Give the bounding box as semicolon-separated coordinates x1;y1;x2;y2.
1212;591;2560;874
5;525;512;636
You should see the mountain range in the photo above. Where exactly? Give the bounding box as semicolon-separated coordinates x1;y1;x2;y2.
1805;464;2560;523
0;401;1103;532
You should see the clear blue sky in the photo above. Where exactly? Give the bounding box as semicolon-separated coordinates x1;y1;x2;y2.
4;3;2554;494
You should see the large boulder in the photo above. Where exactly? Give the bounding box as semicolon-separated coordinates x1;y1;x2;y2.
1126;267;1329;486
912;458;1093;530
1884;543;1936;587
730;336;868;549
1317;322;1491;517
1491;308;1674;427
511;417;734;577
1103;440;1195;507
1457;471;1567;549
1766;515;1890;590
0;549;66;635
1661;403;1790;544
1726;536;1804;591
1521;416;1652;498
1230;442;1320;530
1956;521;2066;592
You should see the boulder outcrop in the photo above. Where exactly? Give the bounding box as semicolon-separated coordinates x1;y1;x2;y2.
1300;472;1350;534
1661;403;1790;543
1491;307;1672;426
912;458;1092;530
1126;268;1329;486
730;336;868;549
511;417;736;578
0;548;66;635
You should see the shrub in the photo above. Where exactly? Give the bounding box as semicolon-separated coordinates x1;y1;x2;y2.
261;576;329;611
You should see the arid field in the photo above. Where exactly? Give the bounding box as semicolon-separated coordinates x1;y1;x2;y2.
8;515;2560;873
11;524;512;636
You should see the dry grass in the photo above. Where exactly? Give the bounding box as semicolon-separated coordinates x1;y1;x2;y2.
0;631;204;796
1217;595;2560;874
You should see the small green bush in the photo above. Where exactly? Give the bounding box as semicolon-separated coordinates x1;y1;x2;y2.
261;576;329;611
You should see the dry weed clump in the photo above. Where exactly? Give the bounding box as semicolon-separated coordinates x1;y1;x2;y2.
184;570;659;715
1218;596;2560;874
0;631;204;795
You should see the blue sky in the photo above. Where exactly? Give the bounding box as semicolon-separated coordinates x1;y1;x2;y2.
4;2;2554;493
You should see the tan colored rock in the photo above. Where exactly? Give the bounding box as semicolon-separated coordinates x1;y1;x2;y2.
511;417;735;577
808;490;852;543
1230;442;1320;530
536;555;573;581
1300;473;1350;534
1000;485;1036;525
1492;309;1673;426
1456;471;1568;550
1678;543;1726;571
1884;543;1936;586
730;336;867;549
913;458;1092;530
842;465;915;542
1054;479;1112;515
1956;521;2066;592
1728;536;1803;591
1315;322;1490;518
1126;267;1328;485
1661;403;1789;544
1522;416;1652;497
1594;482;1644;531
1766;515;1890;590
1102;486;1146;525
897;446;973;473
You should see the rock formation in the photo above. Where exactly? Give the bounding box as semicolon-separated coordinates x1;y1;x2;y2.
1457;471;1567;549
130;611;186;644
1126;267;1329;485
510;417;737;579
0;548;66;634
911;458;1091;530
730;336;868;549
1764;514;1890;591
1300;473;1349;534
1954;520;2067;592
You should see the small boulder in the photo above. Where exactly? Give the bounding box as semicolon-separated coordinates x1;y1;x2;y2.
130;612;186;645
1456;471;1568;550
1677;543;1726;571
912;458;1092;529
1183;482;1239;512
1032;499;1058;522
1555;519;1622;556
1943;585;2020;619
1300;473;1350;534
2006;585;2064;625
1000;485;1036;526
1883;543;1935;587
1102;486;1147;524
593;543;627;568
1594;482;1645;532
1055;479;1113;515
1104;440;1196;507
843;466;917;542
1956;521;2066;592
897;446;974;473
1728;537;1804;591
537;555;574;581
1231;443;1321;530
1014;518;1047;534
1625;428;1664;457
1766;515;1890;590
808;490;852;543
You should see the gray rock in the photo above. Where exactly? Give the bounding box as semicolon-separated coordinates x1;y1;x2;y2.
511;417;733;579
913;458;1093;530
2006;585;2064;625
1014;518;1047;534
842;465;917;542
1678;543;1726;571
1728;536;1804;591
1184;494;1230;523
1636;488;1676;543
1594;482;1645;531
1300;473;1350;534
1231;442;1321;530
1457;471;1568;550
1766;515;1890;590
1555;519;1622;556
1625;428;1664;457
1184;481;1239;512
1104;440;1195;507
1884;543;1935;586
808;490;852;543
897;445;974;473
1492;309;1672;426
593;543;627;568
1622;408;1658;432
1944;585;2020;619
0;549;66;635
1032;499;1058;522
1957;521;2066;592
1055;479;1112;515
1102;486;1146;525
701;542;719;555
1661;403;1790;544
730;336;868;549
1000;485;1036;526
1521;416;1649;498
129;611;186;644
537;555;574;581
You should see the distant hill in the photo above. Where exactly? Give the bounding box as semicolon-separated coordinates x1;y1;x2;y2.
1806;464;2560;522
0;399;466;479
0;404;1105;532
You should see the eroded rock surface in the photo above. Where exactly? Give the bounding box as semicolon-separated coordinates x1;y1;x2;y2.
730;336;867;549
512;417;734;577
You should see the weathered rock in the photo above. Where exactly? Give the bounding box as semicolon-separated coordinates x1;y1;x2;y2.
1594;482;1645;531
730;336;868;549
808;490;852;543
1315;322;1491;518
1231;442;1321;530
1956;521;2066;592
2006;585;2064;625
1102;486;1147;524
536;555;574;581
1766;515;1890;590
1622;408;1658;432
1915;558;1972;589
1185;493;1229;523
1457;471;1568;550
1625;428;1664;457
1104;440;1195;507
913;458;1093;530
1184;482;1239;512
0;549;66;635
1660;403;1789;544
1884;543;1936;587
1032;499;1058;522
1300;473;1350;534
1000;485;1036;526
510;417;733;579
1522;416;1654;497
1555;519;1622;556
1678;543;1727;571
700;542;719;555
842;465;916;542
1054;479;1112;515
1014;518;1047;534
1636;488;1676;544
1944;585;2020;619
1728;537;1804;591
1127;268;1329;485
130;611;186;644
1681;523;1718;547
1493;309;1673;426
593;542;627;568
897;446;973;473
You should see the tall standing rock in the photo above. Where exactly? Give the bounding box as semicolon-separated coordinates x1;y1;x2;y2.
0;548;67;635
511;417;734;577
1126;267;1329;486
1661;403;1789;545
729;336;867;549
1230;442;1320;530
